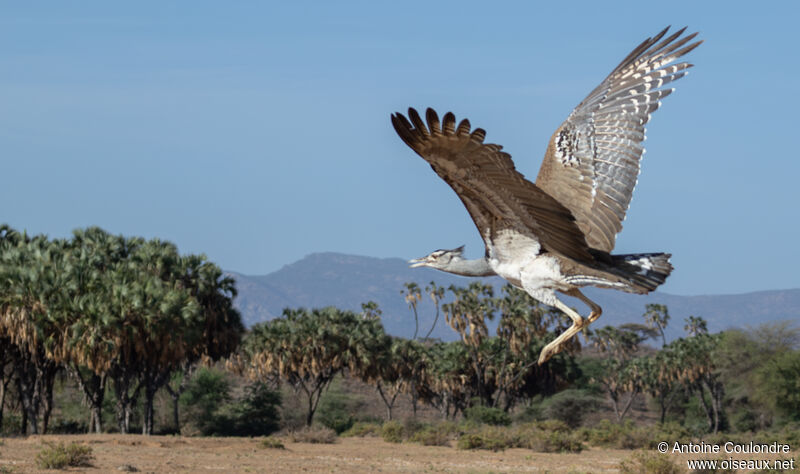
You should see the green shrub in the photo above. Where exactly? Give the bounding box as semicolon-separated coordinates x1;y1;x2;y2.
36;442;93;469
317;393;355;434
750;423;800;448
618;450;681;474
534;419;570;432
456;429;508;452
381;420;404;443
224;382;282;436
180;368;232;435
181;373;281;437
540;389;601;428
0;414;21;436
511;423;582;453
409;422;457;446
582;419;647;449
288;426;338;444
514;402;544;423
731;408;759;432
260;437;285;449
651;421;692;448
463;405;511;426
341;421;382;437
316;378;368;435
402;418;428;437
530;430;583;453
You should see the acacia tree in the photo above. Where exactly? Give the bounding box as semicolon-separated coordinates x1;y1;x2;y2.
635;304;680;424
637;350;680;424
591;326;645;422
670;318;726;433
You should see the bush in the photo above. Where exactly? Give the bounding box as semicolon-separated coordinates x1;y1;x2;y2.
381;420;404;443
341;422;382;437
540;389;601;428
527;429;584;453
652;421;692;448
581;419;648;449
456;429;508;452
260;437;285;449
409;422;457;446
509;423;582;453
618;450;681;474
224;382;282;436
463;405;511;426
180;368;231;435
0;413;21;436
181;373;281;437
36;442;93;469
317;391;355;435
402;418;428;437
288;426;338;444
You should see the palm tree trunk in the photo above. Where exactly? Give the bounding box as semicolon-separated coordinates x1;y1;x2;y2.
16;368;39;434
143;380;157;435
0;378;7;430
39;363;59;434
71;367;107;433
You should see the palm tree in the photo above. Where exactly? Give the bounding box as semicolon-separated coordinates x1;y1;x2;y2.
644;304;671;347
442;282;496;405
424;281;445;339
0;234;66;434
401;282;422;339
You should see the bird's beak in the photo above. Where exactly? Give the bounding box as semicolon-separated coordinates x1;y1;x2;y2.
408;257;426;268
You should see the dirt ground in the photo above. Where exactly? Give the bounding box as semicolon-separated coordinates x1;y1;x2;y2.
0;434;636;473
2;434;796;473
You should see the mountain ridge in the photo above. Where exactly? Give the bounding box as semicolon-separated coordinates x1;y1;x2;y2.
228;252;800;341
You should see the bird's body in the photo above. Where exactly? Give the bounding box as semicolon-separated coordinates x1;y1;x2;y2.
395;27;700;364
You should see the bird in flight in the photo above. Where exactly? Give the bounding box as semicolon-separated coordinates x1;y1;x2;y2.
392;27;701;364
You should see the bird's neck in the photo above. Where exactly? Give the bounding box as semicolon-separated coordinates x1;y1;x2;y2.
441;257;496;277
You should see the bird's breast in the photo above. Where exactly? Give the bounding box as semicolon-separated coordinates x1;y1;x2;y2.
486;230;545;287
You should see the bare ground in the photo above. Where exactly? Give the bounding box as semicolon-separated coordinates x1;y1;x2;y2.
0;434;634;473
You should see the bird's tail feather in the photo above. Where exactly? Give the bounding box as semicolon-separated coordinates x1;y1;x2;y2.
610;252;673;293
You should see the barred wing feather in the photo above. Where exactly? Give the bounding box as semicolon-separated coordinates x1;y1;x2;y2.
536;26;702;252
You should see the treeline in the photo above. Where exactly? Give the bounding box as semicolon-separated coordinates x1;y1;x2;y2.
2;225;798;438
235;282;800;436
232;282;580;426
0;226;242;435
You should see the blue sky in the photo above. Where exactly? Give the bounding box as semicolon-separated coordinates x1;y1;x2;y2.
2;1;798;296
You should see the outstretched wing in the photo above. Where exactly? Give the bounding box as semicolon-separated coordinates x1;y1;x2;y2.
536;26;702;252
392;107;593;263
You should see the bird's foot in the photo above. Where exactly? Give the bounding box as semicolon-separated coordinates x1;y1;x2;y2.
537;342;561;365
538;317;590;365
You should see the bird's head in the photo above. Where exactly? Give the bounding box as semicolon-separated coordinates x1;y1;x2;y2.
408;245;465;270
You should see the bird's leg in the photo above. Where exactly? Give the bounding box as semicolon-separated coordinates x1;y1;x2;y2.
537;289;602;365
567;288;602;323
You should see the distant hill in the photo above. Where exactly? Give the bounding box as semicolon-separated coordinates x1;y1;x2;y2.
228;252;800;341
